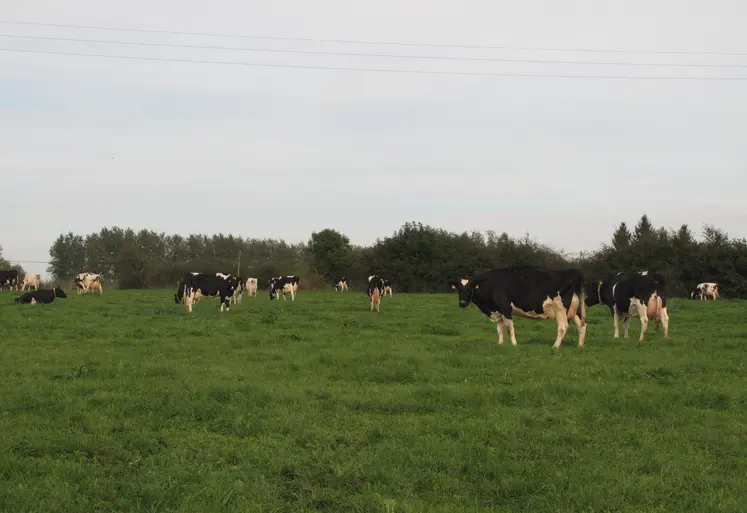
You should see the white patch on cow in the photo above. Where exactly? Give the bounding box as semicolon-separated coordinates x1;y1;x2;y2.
460;279;469;287
30;297;37;305
640;271;648;276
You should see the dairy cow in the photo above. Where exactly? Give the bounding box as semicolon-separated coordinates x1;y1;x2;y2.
585;270;669;341
367;275;384;312
75;273;103;295
231;275;245;304
15;286;67;304
269;276;299;301
449;265;587;349
691;282;719;300
21;273;41;291
245;277;258;297
383;280;393;297
334;277;349;291
0;269;19;291
174;273;237;312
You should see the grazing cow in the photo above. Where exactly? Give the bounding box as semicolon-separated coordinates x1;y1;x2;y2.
334;277;349;291
692;282;719;300
585;270;669;341
14;286;67;304
269;276;298;301
448;265;587;349
75;272;103;295
174;273;237;312
0;269;19;291
383;280;393;297
21;273;41;291
245;277;258;297
368;275;384;312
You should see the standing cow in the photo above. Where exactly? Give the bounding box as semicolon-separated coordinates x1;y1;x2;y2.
449;265;587;349
21;273;41;291
586;270;669;341
75;273;103;295
174;273;237;312
368;275;384;312
691;282;719;300
334;277;349;291
245;277;258;297
0;269;19;291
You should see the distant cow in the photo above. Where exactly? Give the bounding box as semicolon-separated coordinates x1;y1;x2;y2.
0;269;19;291
270;276;299;301
691;282;719;300
368;275;384;312
449;265;587;349
245;277;258;297
334;277;349;291
383;280;393;297
21;273;41;291
174;273;237;312
586;270;669;341
14;286;67;304
75;272;103;295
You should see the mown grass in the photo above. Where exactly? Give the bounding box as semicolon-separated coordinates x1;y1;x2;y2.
1;289;745;512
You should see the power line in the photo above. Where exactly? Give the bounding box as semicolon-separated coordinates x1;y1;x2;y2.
3;33;747;69
3;47;747;80
1;19;746;57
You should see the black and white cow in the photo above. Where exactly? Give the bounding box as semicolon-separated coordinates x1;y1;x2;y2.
691;282;719;300
174;273;237;312
269;275;299;301
382;280;393;297
585;270;669;341
334;277;348;291
14;286;68;304
0;269;19;291
231;275;245;305
448;265;587;349
75;272;103;295
367;275;384;312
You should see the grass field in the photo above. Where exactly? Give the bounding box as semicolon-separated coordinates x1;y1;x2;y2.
1;289;746;512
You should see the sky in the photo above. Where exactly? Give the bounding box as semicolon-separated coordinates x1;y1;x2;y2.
1;0;746;279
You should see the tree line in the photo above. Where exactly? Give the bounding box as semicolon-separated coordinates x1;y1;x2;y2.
38;215;747;297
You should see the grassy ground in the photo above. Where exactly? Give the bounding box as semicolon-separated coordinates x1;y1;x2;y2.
0;289;745;513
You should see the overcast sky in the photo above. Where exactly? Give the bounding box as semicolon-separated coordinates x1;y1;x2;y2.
1;0;745;278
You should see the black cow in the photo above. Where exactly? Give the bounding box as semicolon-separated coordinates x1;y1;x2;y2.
334;277;348;291
367;275;384;312
270;276;299;301
585;270;669;341
0;269;19;291
14;286;68;304
448;265;587;348
174;273;237;312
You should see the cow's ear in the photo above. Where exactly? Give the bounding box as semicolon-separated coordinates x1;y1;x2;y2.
471;278;483;290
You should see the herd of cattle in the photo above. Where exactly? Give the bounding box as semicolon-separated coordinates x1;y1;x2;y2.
0;264;725;348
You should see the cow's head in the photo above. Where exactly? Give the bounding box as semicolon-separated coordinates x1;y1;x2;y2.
448;278;479;308
54;286;67;298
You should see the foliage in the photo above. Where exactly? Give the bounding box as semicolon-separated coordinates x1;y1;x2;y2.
0;290;745;512
45;215;747;296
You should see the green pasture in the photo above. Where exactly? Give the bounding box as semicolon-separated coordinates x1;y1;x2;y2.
0;289;745;512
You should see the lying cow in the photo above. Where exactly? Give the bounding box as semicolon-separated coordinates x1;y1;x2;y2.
15;286;68;304
586;270;669;341
368;275;384;312
691;282;719;300
21;273;41;291
449;265;587;349
174;273;237;312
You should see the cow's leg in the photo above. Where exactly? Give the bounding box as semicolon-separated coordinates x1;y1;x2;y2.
291;288;296;301
613;308;621;339
503;316;518;346
573;315;587;348
636;302;649;341
185;290;194;313
659;301;669;339
552;296;568;349
496;319;505;345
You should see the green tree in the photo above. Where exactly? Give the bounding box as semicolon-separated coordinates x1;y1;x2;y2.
47;232;86;278
308;229;352;282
